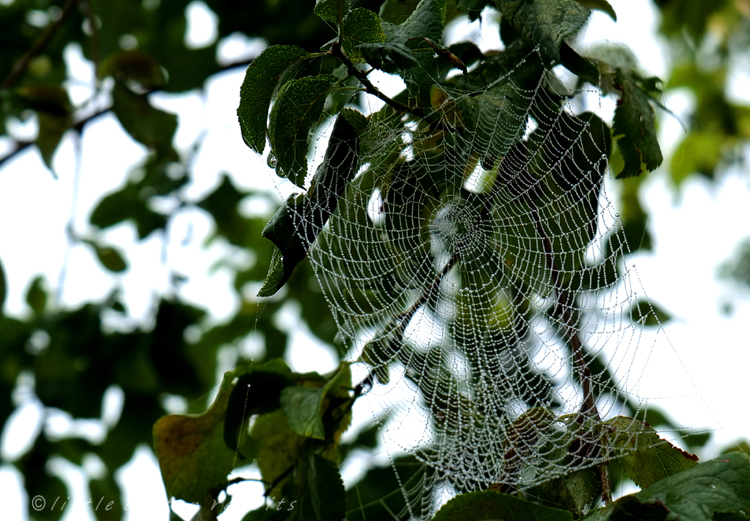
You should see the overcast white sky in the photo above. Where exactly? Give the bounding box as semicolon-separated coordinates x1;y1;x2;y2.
1;1;750;520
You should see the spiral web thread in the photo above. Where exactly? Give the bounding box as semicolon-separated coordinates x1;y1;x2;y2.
269;45;709;519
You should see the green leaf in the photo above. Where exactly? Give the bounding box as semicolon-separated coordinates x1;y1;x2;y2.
604;416;698;488
196;173;252;246
627;299;672;327
111;81;177;155
670;131;724;187
612;69;664;178
99;50;166;90
314;0;350;23
260;110;362;295
88;475;124;521
499;0;590;64
525;467;602;518
237;45;310;155
223;369;294;455
26;275;47;314
248;409;306;500
379;0;421;24
342;8;386;61
152;371;238;503
92;244;128;273
16;85;72;170
280;364;351;440
432;490;574;521
290;453;347;521
585;452;750;521
268;74;337;187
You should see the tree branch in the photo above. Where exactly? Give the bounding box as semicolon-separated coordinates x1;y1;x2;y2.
1;0;81;90
329;41;434;124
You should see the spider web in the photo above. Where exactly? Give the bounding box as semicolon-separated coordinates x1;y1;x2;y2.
263;43;709;520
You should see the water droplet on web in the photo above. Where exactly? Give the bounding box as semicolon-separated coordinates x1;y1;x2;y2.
615;213;620;218
267;153;278;169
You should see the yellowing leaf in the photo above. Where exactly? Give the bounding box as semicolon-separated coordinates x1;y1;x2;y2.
153;372;238;503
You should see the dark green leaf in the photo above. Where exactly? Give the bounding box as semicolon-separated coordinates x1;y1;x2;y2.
280;364;350;440
260;110;362;295
433;490;574;521
314;0;350;23
99;50;166;90
111;81;177;155
525;467;602;517
223;370;294;455
379;0;420;24
237;45;310;155
89;183;169;239
586;452;750;521
342;8;386;61
604;416;698;488
196;173;252;247
268;74;337;187
15;85;72;170
499;0;590;64
358;41;419;73
89;475;124;521
627;299;672;327
612;69;664;178
93;244;128;273
26;275;47;314
290;454;347;521
559;42;600;83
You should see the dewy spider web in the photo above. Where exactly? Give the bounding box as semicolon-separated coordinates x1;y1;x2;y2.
264;43;709;519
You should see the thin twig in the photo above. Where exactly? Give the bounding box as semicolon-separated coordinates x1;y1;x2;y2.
329;41;434;124
1;0;81;90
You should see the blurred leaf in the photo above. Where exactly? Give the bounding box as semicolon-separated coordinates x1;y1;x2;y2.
111;81;177;155
92;243;128;273
26;275;47;314
268;74;337;187
628;299;672;327
153;371;237;504
670;131;724;186
433;490;574;521
237;45;310;155
342;8;385;61
224;369;294;455
612;69;663;178
604;416;698;488
499;0;590;64
196;173;251;246
89;182;169;239
89;474;124;521
99;50;167;90
457;0;493;21
16;85;72;170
